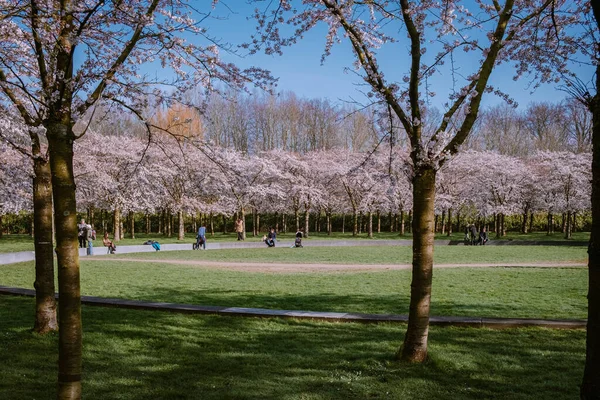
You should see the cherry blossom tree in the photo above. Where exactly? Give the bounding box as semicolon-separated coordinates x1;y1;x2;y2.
0;111;56;334
0;2;274;396
251;0;559;361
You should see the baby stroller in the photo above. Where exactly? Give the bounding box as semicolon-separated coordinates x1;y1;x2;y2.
193;235;205;250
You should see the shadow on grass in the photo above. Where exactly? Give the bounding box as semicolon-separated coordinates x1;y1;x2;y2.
1;296;584;400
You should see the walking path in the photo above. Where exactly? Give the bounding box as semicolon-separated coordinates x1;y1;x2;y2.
0;285;585;329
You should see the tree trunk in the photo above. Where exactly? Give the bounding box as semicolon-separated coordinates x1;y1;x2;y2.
256;213;260;235
252;208;257;236
400;167;436;362
529;212;534;234
501;213;506;236
389;211;393;232
178;210;185;240
377;210;381;233
352;210;358;236
295;208;300;232
32;157;58;334
456;211;461;235
521;208;529;234
241;207;246;240
145;213;150;234
47;121;82;399
342;213;345;233
441;209;446;235
129;211;135;239
368;211;373;238
327;212;331;235
222;214;227;234
581;60;600;397
113;208;121;242
562;212;567;234
447;208;453;237
304;208;310;238
400;210;405;236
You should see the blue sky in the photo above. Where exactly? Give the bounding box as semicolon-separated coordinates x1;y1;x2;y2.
196;2;594;111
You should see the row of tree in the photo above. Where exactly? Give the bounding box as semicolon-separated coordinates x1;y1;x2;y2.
2;131;591;240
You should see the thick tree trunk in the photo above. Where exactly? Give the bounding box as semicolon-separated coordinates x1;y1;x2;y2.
304;207;310;238
32;157;57;334
113;208;121;242
352;210;358;236
562;212;567;234
447;208;453;237
565;210;572;239
327;212;331;235
129;211;135;239
581;73;600;398
178;210;185;240
47;122;82;399
521;208;529;234
400;167;436;362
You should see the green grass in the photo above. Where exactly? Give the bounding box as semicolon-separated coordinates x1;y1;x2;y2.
0;230;590;253
108;245;588;265
0;295;585;400
0;258;587;319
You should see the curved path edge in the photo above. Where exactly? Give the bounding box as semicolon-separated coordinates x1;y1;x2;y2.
0;285;586;330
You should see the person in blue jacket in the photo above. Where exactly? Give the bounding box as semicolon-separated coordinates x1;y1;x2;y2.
196;225;207;250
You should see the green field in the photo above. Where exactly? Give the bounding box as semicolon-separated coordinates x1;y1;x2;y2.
106;245;588;265
0;296;585;400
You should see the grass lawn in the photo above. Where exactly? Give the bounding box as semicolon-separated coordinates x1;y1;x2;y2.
0;295;585;400
107;245;588;265
0;256;587;319
0;231;590;253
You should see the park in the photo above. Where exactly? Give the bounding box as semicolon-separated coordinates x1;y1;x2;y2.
0;1;599;400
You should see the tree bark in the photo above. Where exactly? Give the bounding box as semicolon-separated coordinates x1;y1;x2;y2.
113;207;121;243
32;156;57;334
352;210;358;236
129;211;135;239
447;208;453;237
178;210;185;240
304;207;310;238
47;121;82;399
145;213;150;234
377;210;381;233
400;210;405;236
241;207;246;240
368;210;373;238
581;40;600;396
521;208;529;234
565;210;572;239
400;167;436;362
441;209;446;235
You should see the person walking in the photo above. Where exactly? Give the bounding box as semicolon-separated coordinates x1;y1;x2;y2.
235;218;244;241
197;224;207;250
77;218;87;248
86;224;95;255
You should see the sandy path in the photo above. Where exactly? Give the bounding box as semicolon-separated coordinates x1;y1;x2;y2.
85;257;586;273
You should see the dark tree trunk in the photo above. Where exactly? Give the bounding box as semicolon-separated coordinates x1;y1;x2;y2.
565;210;572;239
389;211;393;232
447;208;453;237
47;121;82;399
562;212;567;234
158;209;163;234
295;207;300;232
32;156;57;334
145;213;150;234
368;211;373;238
342;213;345;233
352;210;358;236
441;209;446;235
501;213;506;236
581;43;600;397
400;167;436;362
222;214;227;234
522;207;529;234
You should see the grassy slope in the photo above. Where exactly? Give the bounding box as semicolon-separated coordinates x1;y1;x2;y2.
0;295;585;400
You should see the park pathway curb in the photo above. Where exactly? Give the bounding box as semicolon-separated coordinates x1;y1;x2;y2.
0;285;586;330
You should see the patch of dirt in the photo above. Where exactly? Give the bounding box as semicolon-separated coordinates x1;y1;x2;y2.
85;258;586;273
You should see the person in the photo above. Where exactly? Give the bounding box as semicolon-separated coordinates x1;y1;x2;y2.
293;228;303;248
235;218;244;241
479;226;488;245
77;218;87;248
196;225;207;250
470;224;478;245
264;228;276;247
269;227;277;243
103;232;116;254
86;224;94;256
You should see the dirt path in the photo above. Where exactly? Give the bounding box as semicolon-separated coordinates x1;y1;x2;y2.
85;257;586;273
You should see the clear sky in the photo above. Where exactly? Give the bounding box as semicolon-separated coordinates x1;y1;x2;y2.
196;2;594;111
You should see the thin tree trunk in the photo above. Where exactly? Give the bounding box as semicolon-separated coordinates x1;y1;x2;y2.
32;157;57;334
529;212;534;234
145;213;150;234
129;211;135;239
562;212;567;234
501;213;506;236
178;210;185;240
521;208;529;234
400;167;436;362
352;210;358;236
241;207;246;240
222;214;227;234
304;208;310;238
47;121;82;398
342;213;345;233
447;208;453;237
295;208;300;232
327;212;331;235
400;210;405;236
368;211;373;238
389;211;393;232
256;213;260;235
565;210;572;239
252;208;257;236
456;211;461;235
377;210;381;233
113;208;121;242
441;209;446;235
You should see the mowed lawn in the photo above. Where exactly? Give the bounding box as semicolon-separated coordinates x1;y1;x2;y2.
0;245;588;319
0;295;585;400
